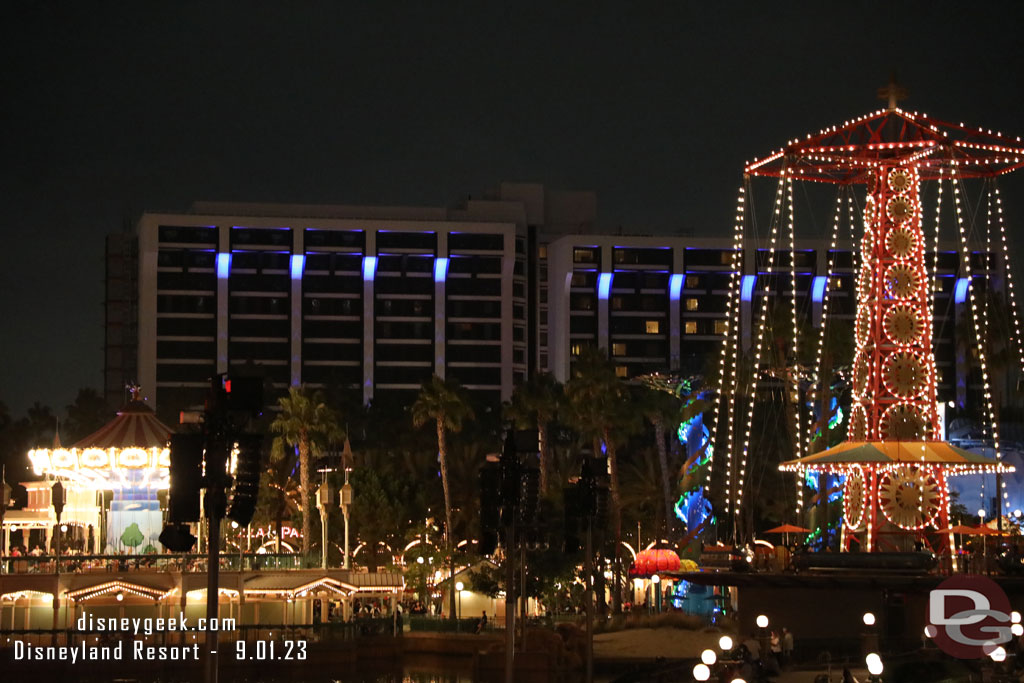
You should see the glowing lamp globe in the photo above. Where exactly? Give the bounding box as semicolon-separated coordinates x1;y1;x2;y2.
1012;624;1023;637
633;548;681;575
863;612;876;626
730;679;747;683
1012;611;1022;624
719;635;734;651
865;653;883;676
990;645;1007;662
692;664;711;681
651;574;660;585
701;649;717;665
455;581;464;592
756;615;769;628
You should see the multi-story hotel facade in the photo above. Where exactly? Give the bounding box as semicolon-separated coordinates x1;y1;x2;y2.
112;185;1007;422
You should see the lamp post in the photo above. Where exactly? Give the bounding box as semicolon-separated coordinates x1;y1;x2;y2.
979;508;988;573
1;466;11;560
317;483;333;571
341;469;353;570
455;580;464;628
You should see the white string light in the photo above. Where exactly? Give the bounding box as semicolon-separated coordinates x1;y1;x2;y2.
801;190;846;518
951;171;1007;515
735;174;786;521
786;177;804;515
991;183;1024;375
710;185;748;509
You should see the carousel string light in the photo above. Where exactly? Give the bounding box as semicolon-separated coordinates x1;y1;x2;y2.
786;177;805;508
991;183;1024;374
801;190;847;516
735;173;786;517
709;185;747;505
952;171;1008;513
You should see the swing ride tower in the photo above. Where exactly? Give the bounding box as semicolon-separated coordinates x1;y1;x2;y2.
736;94;1023;559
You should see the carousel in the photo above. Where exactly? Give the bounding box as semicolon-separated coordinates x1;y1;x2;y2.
11;390;174;554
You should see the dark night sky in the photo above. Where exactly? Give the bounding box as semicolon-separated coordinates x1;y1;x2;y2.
3;2;1024;415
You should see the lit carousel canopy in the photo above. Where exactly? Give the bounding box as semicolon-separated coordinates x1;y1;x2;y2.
28;399;174;489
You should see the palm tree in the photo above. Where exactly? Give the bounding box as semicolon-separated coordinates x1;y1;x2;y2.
270;386;343;558
505;372;563;495
639;387;682;539
258;442;300;554
564;346;636;613
411;375;474;619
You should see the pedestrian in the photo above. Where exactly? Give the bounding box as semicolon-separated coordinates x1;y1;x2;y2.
782;627;794;665
475;610;488;634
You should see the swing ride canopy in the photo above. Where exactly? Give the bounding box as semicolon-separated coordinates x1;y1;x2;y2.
745;107;1024;183
779;441;1014;474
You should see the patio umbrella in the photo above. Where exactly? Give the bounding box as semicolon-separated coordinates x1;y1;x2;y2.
763;524;811;547
764;524;811;534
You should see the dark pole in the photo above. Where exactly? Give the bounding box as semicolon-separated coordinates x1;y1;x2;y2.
584;516;594;683
204;494;222;683
504;519;516;683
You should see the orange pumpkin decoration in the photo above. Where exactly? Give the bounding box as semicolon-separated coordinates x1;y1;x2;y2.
633;548;681;575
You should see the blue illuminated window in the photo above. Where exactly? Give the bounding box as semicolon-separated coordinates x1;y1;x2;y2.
362;256;378;282
597;273;613;300
290;254;305;280
216;253;232;279
954;277;969;304
434;257;449;282
669;274;684;301
811;276;828;303
741;275;757;302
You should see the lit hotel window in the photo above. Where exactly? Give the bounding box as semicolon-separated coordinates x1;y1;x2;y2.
612;343;626;356
615;366;628;378
686;298;699;311
571;344;582;356
685;321;698;334
714;320;728;335
612;297;623;310
685;275;699;288
645;320;660;334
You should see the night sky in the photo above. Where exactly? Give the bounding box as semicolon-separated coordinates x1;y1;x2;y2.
3;2;1024;415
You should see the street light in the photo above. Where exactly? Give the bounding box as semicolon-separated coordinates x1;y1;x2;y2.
719;635;734;651
863;612;876;626
990;645;1007;662
692;663;711;681
341;469;353;570
455;581;464;623
756;614;769;628
866;652;883;680
701;649;717;665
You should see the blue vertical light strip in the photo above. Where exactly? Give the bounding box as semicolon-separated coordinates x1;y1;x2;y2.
216;253;232;279
811;275;827;303
290;254;305;280
362;256;378;281
954;277;969;304
597;273;613;300
434;257;449;282
741;274;756;302
669;274;684;301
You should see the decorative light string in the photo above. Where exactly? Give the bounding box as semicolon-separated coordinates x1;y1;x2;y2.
951;171;1007;515
734;174;786;520
991;182;1024;375
786;177;804;515
801;190;846;518
710;184;748;508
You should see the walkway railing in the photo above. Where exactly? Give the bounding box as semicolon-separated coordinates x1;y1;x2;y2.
0;552;316;574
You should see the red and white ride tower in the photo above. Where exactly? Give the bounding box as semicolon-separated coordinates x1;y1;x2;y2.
756;90;1024;556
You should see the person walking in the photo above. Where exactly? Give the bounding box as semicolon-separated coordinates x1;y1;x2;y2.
782;627;794;666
